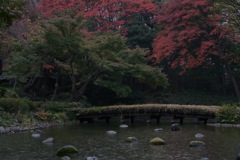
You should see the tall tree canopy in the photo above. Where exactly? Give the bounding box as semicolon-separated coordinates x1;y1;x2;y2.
149;0;238;70
148;0;240;98
28;16;167;101
36;0;155;33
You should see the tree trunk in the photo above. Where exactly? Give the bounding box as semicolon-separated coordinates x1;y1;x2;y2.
0;59;2;76
75;70;101;101
51;68;60;101
24;76;37;91
69;57;76;101
226;65;240;99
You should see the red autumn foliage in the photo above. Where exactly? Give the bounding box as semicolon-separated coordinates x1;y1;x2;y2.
37;0;155;33
149;0;237;73
43;64;55;70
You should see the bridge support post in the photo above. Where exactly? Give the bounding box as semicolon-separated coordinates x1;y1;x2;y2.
197;116;208;125
122;115;135;124
98;116;111;123
149;115;161;124
173;115;185;124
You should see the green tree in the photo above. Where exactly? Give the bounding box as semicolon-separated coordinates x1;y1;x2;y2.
35;16;168;102
214;0;240;32
0;0;25;28
125;13;157;50
0;42;43;94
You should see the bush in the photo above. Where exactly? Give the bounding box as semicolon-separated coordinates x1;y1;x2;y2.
0;98;32;113
156;91;238;105
39;101;91;113
216;104;240;123
51;112;68;123
0;112;14;126
16;113;33;126
39;102;64;113
34;110;51;121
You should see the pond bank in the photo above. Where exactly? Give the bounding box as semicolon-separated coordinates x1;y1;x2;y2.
207;123;240;128
0;121;74;135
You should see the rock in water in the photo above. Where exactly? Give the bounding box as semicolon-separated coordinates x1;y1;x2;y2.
106;130;117;135
154;128;163;132
56;145;79;157
126;137;137;143
195;133;204;139
31;133;40;138
31;129;44;138
236;152;240;160
119;124;128;128
171;123;180;131
61;156;71;160
0;126;6;133
85;156;98;160
189;140;206;147
150;137;165;145
42;137;54;144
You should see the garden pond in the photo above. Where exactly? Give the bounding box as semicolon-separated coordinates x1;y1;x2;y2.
0;119;240;160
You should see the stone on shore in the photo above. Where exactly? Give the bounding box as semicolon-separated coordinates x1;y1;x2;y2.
0;126;6;133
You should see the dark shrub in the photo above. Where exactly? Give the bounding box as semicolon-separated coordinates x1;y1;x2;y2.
0;98;32;113
216;104;240;124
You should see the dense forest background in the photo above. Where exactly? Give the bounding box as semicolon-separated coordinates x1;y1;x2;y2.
0;0;240;106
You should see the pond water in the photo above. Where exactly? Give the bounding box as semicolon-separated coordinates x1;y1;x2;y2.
0;119;240;160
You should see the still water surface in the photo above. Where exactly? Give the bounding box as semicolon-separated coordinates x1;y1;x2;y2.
0;120;240;160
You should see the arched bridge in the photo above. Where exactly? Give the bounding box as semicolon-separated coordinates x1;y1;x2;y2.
70;104;219;124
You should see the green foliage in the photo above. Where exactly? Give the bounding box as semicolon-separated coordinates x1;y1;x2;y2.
126;13;157;49
51;112;68;123
34;16;167;101
0;87;7;97
0;112;14;126
94;79;132;98
0;0;25;28
39;101;91;113
87;32;168;97
0;42;43;90
216;104;240;123
0;98;32;113
213;0;240;32
35;111;68;123
34;110;51;121
156;91;238;105
16;113;33;126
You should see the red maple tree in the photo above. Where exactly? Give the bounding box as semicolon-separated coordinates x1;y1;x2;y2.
36;0;155;33
149;0;236;72
148;0;240;98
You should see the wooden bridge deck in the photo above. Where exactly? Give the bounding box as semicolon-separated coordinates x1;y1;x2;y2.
69;104;219;124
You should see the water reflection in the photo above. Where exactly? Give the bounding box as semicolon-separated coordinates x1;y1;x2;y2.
0;122;239;160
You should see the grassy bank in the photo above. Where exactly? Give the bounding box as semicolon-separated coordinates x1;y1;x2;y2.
0;98;84;131
71;104;219;117
0;98;239;132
